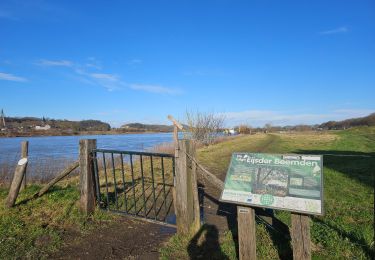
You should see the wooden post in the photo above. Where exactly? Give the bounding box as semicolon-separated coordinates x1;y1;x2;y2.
175;139;200;235
79;139;97;214
167;115;184;222
189;141;200;234
237;206;257;260
20;141;28;190
5;158;28;207
291;213;311;260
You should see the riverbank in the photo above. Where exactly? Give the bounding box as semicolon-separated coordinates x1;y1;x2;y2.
0;129;172;138
0;128;373;259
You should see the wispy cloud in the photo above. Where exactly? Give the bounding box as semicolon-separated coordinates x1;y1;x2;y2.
85;57;102;70
319;26;348;35
88;73;122;91
128;59;142;65
129;84;182;95
221;109;373;127
0;72;27;82
36;58;182;94
37;59;73;67
90;73;118;81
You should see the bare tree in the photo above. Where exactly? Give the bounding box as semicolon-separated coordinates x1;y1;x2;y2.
185;111;225;145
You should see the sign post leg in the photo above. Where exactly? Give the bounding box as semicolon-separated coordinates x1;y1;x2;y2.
291;213;311;260
237;206;257;260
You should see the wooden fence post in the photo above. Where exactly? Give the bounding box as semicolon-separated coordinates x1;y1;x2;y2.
79;139;97;214
238;206;257;260
5;158;28;207
175;139;200;235
20;141;28;190
291;213;311;260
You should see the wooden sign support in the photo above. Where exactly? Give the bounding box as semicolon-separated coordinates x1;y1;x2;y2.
291;213;311;260
237;206;257;260
79;139;97;214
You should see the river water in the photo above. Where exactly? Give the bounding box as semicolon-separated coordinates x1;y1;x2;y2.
0;133;174;183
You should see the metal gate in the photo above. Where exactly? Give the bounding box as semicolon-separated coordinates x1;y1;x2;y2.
92;149;176;226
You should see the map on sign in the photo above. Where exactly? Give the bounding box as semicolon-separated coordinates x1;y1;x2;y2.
220;153;323;215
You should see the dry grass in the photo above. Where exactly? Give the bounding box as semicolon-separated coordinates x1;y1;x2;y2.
0;156;77;187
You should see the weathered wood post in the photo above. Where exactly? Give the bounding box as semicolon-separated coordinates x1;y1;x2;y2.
79;139;97;214
20;141;28;190
175;139;200;235
237;206;257;260
5;158;28;207
291;213;311;260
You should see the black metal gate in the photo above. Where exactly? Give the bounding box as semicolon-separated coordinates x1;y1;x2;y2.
92;149;176;226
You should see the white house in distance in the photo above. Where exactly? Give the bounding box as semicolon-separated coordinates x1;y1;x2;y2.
35;125;51;130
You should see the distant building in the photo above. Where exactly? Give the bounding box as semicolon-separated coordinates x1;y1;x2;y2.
35;124;51;130
1;109;6;129
224;129;238;135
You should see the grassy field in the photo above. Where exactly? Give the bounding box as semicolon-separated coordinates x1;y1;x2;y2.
161;127;375;259
0;127;373;259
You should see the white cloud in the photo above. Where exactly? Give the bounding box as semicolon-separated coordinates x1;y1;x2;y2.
319;26;348;35
129;84;182;95
90;73;118;82
332;109;374;118
37;59;73;67
221;109;374;127
128;59;142;65
0;72;27;82
85;57;102;69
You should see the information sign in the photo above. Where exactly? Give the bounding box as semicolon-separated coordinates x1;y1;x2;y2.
220;153;323;215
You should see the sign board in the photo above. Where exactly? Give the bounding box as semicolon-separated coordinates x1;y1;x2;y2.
220;153;323;215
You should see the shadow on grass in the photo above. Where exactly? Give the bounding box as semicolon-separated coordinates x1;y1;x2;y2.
252;208;293;260
198;183;239;258
198;183;295;259
16;185;71;206
295;150;375;189
187;224;229;260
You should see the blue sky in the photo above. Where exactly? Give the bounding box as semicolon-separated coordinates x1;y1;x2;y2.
0;0;374;127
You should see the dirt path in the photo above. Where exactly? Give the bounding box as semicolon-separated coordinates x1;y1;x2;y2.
51;217;175;260
199;134;279;233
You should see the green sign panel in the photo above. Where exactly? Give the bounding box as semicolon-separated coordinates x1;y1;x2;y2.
220;153;323;215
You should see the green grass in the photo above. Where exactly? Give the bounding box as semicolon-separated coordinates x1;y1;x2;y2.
161;127;375;259
0;182;113;259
